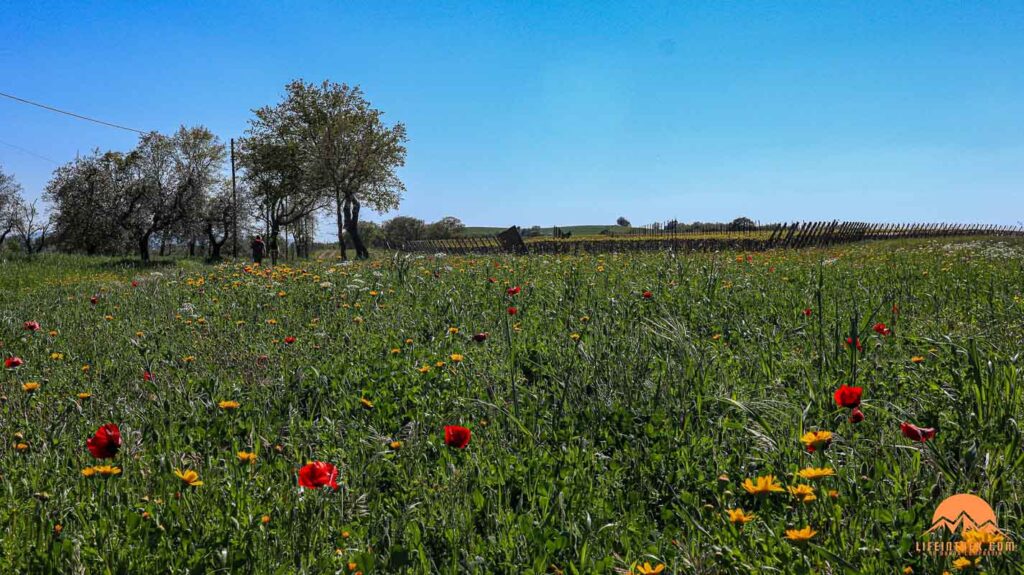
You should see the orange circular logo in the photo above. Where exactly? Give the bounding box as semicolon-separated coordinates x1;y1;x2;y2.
928;494;1000;534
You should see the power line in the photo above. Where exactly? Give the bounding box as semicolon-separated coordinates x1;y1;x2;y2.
0;90;147;134
0;138;59;164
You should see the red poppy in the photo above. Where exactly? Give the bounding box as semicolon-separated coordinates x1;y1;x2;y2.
844;337;863;352
143;370;153;381
131;281;139;287
487;277;496;283
444;425;472;449
849;408;865;424
86;423;121;459
900;422;936;442
4;356;24;369
507;306;518;315
256;354;270;366
642;291;653;299
873;322;891;336
833;384;862;408
298;461;340;490
90;296;99;305
803;308;812;317
506;286;521;296
473;332;489;342
284;336;296;344
23;321;41;332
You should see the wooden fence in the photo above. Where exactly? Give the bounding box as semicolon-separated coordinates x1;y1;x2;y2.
400;221;1024;255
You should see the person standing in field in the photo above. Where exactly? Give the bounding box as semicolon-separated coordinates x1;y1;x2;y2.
250;235;266;265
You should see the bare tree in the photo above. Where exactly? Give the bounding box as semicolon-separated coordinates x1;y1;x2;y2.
14;199;49;255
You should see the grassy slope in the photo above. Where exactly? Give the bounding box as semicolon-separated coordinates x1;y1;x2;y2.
462;225;632;237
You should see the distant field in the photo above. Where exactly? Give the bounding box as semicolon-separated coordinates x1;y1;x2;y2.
462;225;632;237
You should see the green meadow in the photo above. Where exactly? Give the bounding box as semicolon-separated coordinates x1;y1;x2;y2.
1;238;1022;574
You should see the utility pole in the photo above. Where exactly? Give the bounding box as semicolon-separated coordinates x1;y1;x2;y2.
230;138;238;258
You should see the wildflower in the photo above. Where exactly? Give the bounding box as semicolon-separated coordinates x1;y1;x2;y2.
873;322;891;336
131;281;139;287
4;356;24;369
261;515;270;524
803;308;812;317
298;461;340;490
570;333;580;342
641;290;653;299
797;467;835;480
727;508;756;524
237;451;257;464
742;475;784;495
828;489;839;499
844;337;863;352
389;440;402;450
277;290;286;297
174;469;203;487
450;353;464;363
448;327;460;334
105;315;114;321
143;371;153;381
81;364;90;373
284;336;296;344
90;296;98;305
135;331;144;338
633;563;664;575
849;407;865;423
389;347;401;355
506;286;521;296
507;306;518;315
900;422;936;442
369;290;379;296
952;557;979;571
82;465;121;477
788;484;817;503
404;338;413;344
218;400;240;410
444;425;472;449
473;332;489;342
833;384;862;408
182;355;196;363
800;430;833;453
785;526;817;542
580;315;590;323
418;365;431;374
15;442;29;453
267;319;278;325
48;330;58;337
23;321;41;331
77;392;92;400
360;397;374;409
86;424;121;459
22;382;40;393
435;361;446;368
911;356;925;364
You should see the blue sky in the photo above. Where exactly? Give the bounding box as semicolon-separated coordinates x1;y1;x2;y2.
2;1;1023;231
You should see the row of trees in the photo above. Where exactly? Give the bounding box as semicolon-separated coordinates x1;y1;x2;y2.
4;79;410;263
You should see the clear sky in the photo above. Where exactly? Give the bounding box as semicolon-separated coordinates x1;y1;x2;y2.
2;1;1023;231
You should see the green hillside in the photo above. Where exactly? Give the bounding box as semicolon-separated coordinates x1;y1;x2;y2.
462;225;632;238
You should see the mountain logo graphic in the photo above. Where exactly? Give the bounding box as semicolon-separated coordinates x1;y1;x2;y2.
926;494;1001;535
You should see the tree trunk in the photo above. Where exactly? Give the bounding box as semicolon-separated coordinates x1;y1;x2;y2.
335;192;347;261
269;223;280;266
188;238;196;257
159;234;167;257
343;197;369;259
139;232;152;262
0;228;10;248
